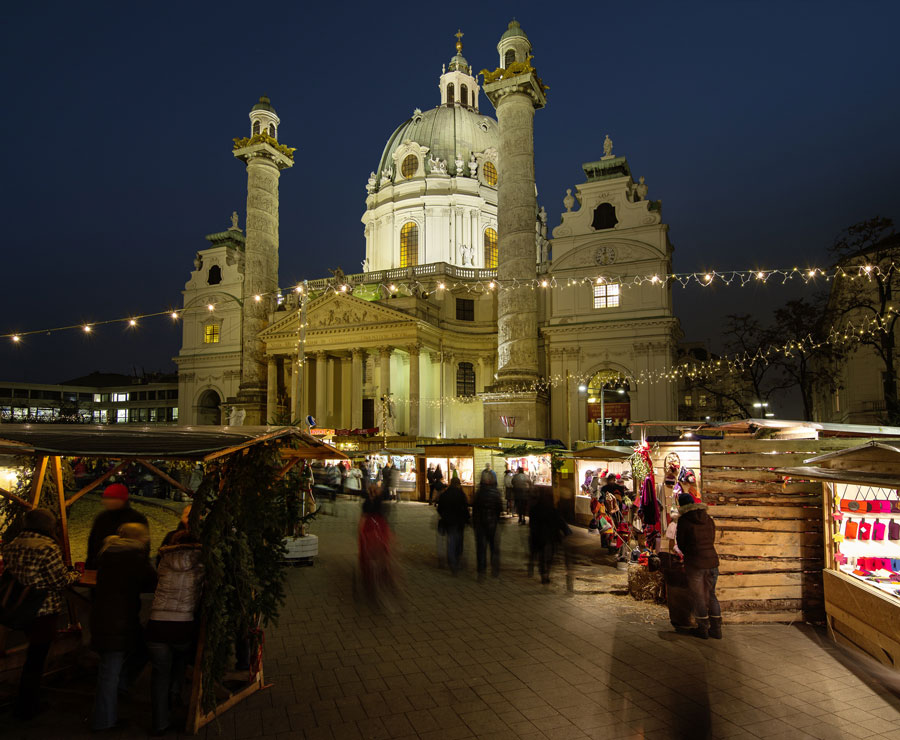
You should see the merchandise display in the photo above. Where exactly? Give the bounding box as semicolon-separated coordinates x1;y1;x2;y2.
426;456;474;485
831;483;900;600
504;453;552;487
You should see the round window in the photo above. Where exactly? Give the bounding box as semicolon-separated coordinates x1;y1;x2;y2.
483;161;498;186
401;154;418;179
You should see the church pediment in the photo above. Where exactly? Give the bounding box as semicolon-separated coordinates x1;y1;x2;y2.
259;293;415;341
550;237;666;271
552;178;661;239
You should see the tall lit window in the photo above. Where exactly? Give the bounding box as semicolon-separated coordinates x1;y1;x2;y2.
461;84;468;107
400;222;419;267
457;362;475;397
204;324;220;344
484;227;498;268
482;160;498;186
593;283;620;309
401;154;417;179
504;49;516;67
252;120;260;135
112;392;129;402
268;124;276;138
683;395;693;407
447;83;455;104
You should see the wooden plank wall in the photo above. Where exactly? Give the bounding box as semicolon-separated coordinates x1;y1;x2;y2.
700;437;874;624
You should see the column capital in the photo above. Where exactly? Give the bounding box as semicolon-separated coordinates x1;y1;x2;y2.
314;350;328;360
351;347;367;359
377;346;393;358
407;341;422;356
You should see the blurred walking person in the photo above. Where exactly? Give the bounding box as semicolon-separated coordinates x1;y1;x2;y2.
472;465;503;578
437;477;469;574
528;489;571;584
511;467;531;525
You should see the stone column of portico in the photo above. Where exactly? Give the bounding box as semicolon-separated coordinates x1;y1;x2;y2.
266;357;277;424
481;21;549;437
232;98;293;424
379;347;392;400
408;343;421;437
351;349;365;429
315;352;328;426
284;357;294;414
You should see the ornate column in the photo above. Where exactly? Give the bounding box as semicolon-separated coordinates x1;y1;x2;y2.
284;357;294;416
351;349;365;429
315;351;328;426
408;343;421;437
379;347;392;399
266;357;277;424
232;98;294;424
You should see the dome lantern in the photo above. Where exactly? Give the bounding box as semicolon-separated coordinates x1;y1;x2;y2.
498;19;532;69
439;29;479;110
249;95;280;139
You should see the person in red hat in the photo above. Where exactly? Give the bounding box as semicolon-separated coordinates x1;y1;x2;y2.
85;482;149;569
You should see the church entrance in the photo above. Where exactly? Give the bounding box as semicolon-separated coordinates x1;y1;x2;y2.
584;371;630;443
197;389;222;425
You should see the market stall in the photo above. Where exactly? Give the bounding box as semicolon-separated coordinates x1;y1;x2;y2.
777;441;900;667
368;447;421;496
420;443;513;502
0;424;344;734
571;446;634;524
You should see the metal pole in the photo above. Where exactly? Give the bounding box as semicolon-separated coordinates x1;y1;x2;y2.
565;370;571;450
294;280;308;427
601;386;606;445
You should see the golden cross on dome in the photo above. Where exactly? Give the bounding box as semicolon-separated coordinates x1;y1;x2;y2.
455;29;464;53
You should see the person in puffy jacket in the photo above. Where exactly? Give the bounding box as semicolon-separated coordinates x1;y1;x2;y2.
91;522;157;731
146;530;203;734
675;493;722;640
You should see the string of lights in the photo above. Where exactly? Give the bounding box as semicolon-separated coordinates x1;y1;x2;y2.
2;260;894;343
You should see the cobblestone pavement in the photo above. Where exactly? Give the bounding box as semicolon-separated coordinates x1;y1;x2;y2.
6;499;900;739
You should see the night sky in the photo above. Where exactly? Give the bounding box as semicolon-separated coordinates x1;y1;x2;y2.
2;1;898;402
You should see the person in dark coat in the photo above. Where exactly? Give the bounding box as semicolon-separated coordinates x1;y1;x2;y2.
2;508;80;720
91;522;157;731
472;466;503;577
675;493;721;640
511;467;531;525
429;464;445;505
437;478;469;574
85;483;149;570
528;489;571;584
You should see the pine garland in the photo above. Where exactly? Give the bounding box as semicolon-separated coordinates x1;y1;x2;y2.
190;443;294;712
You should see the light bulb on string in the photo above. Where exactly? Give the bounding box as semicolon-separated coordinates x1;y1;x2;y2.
128;319;137;327
83;325;92;333
171;312;179;320
254;295;262;302
11;335;20;343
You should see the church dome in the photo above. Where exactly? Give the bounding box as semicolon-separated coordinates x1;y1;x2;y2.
376;105;498;180
501;19;528;41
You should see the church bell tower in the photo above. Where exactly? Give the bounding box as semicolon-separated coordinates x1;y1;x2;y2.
231;96;294;425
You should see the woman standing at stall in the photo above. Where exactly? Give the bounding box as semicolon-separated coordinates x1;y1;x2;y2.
675;492;722;640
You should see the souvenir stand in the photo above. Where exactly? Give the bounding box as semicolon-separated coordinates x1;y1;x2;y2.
369;447;421;498
421;443;510;502
571;446;634;525
0;424;344;734
776;441;900;667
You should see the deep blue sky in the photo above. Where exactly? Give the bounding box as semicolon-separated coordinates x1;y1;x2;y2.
1;0;898;388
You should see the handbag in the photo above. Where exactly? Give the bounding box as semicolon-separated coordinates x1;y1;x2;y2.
0;570;47;630
858;521;872;541
844;518;858;539
892;501;900;514
889;520;900;541
875;501;892;513
874;520;886;540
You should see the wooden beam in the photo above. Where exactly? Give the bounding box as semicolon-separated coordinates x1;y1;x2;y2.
201;429;294;463
275;457;301;481
30;456;48;507
65;460;129;507
51;457;71;566
135;459;193;497
0;486;33;510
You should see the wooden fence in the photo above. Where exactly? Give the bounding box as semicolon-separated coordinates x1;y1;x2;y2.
700;437;882;624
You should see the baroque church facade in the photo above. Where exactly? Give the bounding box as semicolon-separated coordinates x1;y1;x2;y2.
175;22;678;441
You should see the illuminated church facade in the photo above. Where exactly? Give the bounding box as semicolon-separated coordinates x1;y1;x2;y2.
175;22;678;442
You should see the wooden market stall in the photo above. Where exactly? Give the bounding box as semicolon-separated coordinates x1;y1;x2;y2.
420;443;512;502
775;441;900;668
0;424;343;733
568;446;633;525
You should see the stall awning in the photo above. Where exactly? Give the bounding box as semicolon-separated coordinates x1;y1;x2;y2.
573;445;634;460
774;466;900;488
373;447;424;456
0;424;345;462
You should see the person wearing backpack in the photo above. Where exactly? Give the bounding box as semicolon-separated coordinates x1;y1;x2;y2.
1;508;80;720
472;465;503;578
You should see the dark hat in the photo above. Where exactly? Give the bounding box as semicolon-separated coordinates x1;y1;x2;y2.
678;493;695;508
23;507;57;536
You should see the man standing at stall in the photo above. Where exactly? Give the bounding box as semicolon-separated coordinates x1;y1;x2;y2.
85;483;149;570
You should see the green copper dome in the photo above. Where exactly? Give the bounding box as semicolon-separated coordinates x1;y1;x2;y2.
501;19;528;41
252;95;276;113
376;105;499;181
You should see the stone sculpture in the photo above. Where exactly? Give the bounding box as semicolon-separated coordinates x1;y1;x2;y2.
563;188;575;212
635;175;648;201
603;134;614;158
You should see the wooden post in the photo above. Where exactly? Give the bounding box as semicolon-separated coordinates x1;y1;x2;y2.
51;456;71;566
30;455;48;507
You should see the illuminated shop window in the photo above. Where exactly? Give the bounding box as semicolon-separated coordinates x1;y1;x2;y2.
204;324;220;344
593;283;620;309
482;161;498;186
483;228;498;268
400;222;419;267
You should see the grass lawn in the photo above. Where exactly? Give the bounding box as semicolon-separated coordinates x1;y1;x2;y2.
66;494;182;563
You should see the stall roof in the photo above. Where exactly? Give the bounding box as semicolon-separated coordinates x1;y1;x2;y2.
698;418;900;438
572;445;634;460
773;466;900;488
373;447;425;456
0;424;344;462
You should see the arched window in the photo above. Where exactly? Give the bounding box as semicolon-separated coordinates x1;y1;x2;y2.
482;160;498;186
447;83;455;105
268;124;276;137
252;120;260;135
484;227;498;269
400;222;419;267
457;362;475;397
472;89;477;107
207;265;222;285
504;49;516;67
401;154;418;179
461;84;468;108
591;203;618;230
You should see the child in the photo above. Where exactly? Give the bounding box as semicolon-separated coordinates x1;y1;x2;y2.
675;493;722;640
